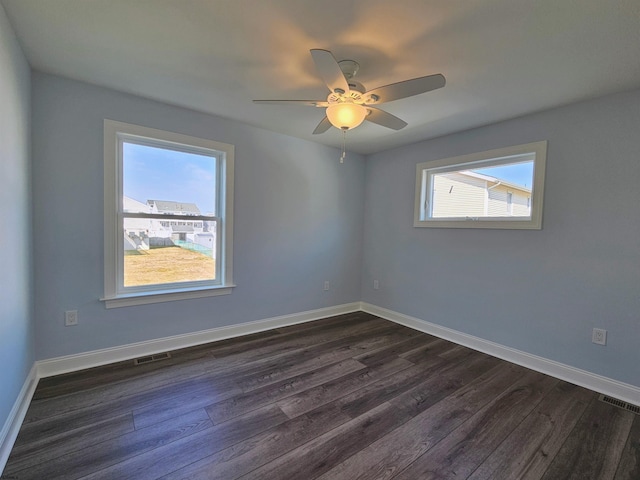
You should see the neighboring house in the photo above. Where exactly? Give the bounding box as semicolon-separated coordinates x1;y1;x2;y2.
122;196;152;251
147;199;205;242
123;197;214;250
147;199;201;216
431;170;531;218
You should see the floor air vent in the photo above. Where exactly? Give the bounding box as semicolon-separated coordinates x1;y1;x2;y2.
599;394;640;415
134;352;172;365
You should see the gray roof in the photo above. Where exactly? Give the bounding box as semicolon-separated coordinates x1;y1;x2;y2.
147;200;200;214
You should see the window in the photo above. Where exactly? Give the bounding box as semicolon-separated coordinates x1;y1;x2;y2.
414;141;546;229
103;120;234;308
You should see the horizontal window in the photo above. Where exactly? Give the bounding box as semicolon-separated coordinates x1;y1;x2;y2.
414;141;547;229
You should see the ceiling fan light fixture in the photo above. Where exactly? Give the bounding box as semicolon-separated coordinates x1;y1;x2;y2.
326;102;367;130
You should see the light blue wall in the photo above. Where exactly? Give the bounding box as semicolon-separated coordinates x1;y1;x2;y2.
0;4;33;433
361;89;640;388
20;48;640;390
31;73;365;360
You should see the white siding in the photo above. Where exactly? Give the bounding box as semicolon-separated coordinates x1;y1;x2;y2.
431;172;486;217
488;185;530;217
123;196;153;232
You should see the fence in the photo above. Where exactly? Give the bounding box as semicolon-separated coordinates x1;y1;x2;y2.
173;240;214;258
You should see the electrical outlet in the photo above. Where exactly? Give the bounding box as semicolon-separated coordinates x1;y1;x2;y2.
373;279;379;290
65;310;78;326
592;328;607;345
323;281;330;291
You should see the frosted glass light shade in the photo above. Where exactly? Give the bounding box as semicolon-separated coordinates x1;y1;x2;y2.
326;103;367;130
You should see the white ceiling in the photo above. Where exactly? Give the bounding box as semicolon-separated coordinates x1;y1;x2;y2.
3;0;640;154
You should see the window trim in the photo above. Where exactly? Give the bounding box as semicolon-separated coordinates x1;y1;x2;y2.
414;141;547;229
102;120;235;308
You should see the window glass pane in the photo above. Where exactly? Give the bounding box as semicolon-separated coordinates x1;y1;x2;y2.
123;217;217;287
415;141;546;230
430;160;533;219
122;142;217;215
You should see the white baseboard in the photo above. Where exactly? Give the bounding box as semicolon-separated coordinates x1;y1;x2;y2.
361;302;640;406
37;302;362;378
3;300;637;475
0;364;38;474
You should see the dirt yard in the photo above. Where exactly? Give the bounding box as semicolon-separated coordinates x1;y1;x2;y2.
124;247;215;286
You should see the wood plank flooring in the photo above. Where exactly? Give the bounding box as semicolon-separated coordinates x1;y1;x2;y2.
3;312;639;479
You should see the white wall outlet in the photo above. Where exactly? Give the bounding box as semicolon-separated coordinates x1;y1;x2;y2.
592;328;607;345
373;279;379;290
323;281;330;291
65;310;78;326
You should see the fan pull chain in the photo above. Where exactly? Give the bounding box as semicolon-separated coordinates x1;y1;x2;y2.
340;129;346;163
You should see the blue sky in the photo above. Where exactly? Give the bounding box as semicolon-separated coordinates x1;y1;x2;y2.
472;161;533;188
123;142;217;213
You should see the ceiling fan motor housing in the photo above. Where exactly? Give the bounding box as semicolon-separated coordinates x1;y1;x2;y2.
338;59;360;79
328;90;363;104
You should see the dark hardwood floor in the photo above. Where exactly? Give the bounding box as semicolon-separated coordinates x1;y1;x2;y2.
3;312;639;479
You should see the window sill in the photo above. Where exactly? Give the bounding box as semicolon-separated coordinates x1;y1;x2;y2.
414;218;541;229
101;284;235;309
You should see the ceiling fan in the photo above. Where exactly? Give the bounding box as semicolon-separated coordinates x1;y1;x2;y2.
253;49;446;134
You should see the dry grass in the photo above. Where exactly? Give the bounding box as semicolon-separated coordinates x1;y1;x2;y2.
124;247;215;287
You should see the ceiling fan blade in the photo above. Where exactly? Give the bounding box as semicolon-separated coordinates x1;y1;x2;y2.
366;74;445;104
312;116;332;134
365;107;408;130
253;99;328;107
310;49;350;94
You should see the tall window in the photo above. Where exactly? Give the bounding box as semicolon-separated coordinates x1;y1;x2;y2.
103;120;234;308
414;141;546;229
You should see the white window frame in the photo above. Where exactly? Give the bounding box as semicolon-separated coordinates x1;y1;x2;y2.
414;141;547;229
102;120;235;308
